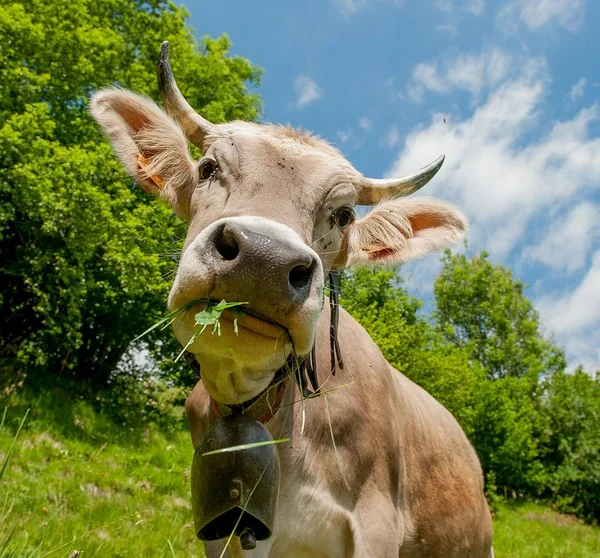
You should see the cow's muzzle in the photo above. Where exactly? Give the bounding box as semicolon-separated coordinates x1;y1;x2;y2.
206;219;319;308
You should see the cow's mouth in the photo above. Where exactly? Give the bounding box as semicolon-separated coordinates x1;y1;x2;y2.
185;300;291;342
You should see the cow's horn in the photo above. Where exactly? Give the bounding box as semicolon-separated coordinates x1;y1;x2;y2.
357;154;445;205
158;41;213;148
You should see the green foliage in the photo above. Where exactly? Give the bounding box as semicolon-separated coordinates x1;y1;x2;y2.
98;374;187;435
0;0;261;145
0;0;262;385
433;249;599;524
471;375;544;492
434;250;565;380
537;368;600;523
433;251;553;490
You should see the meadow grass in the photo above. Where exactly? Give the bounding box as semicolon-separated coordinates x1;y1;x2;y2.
1;388;599;557
0;389;203;557
493;500;600;557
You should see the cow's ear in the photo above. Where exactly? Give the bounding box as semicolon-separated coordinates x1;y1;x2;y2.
341;197;467;267
90;87;196;218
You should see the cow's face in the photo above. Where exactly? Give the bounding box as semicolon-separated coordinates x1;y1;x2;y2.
91;43;467;405
166;125;357;399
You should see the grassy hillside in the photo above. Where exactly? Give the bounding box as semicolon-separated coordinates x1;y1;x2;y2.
0;389;201;557
1;390;599;557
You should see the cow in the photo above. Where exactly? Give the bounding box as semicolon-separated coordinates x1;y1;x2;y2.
90;42;493;558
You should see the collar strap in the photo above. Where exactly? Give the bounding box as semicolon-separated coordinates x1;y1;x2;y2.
300;271;343;396
210;377;289;424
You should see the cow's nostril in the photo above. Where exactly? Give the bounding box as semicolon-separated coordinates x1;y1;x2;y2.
288;262;313;292
215;229;240;261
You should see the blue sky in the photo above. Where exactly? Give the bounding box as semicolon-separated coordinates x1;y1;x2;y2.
181;0;600;371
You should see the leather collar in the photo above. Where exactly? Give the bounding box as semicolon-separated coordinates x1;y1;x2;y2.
210;376;290;424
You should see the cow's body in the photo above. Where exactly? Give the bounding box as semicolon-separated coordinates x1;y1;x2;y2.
186;307;493;558
91;41;493;558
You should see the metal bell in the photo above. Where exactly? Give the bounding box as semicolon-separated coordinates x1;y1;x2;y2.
191;413;280;548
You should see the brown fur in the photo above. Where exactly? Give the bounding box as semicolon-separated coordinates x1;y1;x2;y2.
186;307;493;557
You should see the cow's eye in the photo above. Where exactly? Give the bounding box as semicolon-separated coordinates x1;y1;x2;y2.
198;158;217;181
333;207;355;230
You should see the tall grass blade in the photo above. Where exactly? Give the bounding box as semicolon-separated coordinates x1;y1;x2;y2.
201;438;290;457
0;409;30;483
133;306;187;342
323;395;350;490
0;408;7;435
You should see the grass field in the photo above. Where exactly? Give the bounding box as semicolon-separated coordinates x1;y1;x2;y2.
1;390;599;557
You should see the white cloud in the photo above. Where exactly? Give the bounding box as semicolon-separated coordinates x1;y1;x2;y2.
385;125;400;148
407;48;515;102
433;0;485;37
408;62;448;101
435;23;458;36
465;0;485;15
524;202;600;273
537;251;600;369
337;117;373;147
294;76;323;108
337;130;351;143
497;0;587;32
392;94;600;257
434;0;454;12
569;77;587;101
392;51;600;369
332;0;371;14
332;0;403;15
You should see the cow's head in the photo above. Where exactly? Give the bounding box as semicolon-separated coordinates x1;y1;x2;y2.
90;43;466;405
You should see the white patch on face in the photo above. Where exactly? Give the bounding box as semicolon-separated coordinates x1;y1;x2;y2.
169;216;325;405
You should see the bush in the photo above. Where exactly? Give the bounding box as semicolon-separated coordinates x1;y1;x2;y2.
537;368;600;523
98;373;187;435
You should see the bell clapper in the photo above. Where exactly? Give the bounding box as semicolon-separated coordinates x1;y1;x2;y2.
239;527;257;550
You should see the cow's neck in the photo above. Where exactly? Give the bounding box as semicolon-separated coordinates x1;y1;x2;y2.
208;365;291;424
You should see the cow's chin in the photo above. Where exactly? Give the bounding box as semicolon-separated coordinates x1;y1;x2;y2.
172;308;314;405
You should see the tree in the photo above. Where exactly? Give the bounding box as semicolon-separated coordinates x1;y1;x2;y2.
432;250;578;501
470;375;544;493
434;250;565;380
0;0;262;385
